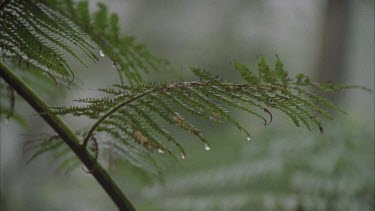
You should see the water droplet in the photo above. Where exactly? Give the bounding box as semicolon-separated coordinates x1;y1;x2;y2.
111;61;116;68
204;143;211;151
157;149;164;154
247;136;251;141
181;152;185;160
99;50;105;57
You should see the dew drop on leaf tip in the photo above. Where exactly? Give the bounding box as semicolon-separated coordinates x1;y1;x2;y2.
247;136;251;141
181;153;185;160
204;143;211;151
99;50;105;57
157;149;164;154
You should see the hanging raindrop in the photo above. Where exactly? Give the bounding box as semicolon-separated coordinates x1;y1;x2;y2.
204;143;211;151
181;152;186;160
111;61;116;68
247;136;251;141
99;49;105;57
157;149;164;154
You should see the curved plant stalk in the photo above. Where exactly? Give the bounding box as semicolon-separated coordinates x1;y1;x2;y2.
82;88;158;147
81;81;210;147
0;61;136;211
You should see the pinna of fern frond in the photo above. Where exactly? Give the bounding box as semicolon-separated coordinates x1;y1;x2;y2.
0;0;97;83
90;3;170;85
45;0;169;85
1;0;170;87
53;57;352;161
22;130;162;176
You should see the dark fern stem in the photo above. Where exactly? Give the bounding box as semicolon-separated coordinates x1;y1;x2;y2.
0;61;136;210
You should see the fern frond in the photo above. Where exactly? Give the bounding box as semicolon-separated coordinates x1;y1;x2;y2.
0;0;97;83
0;67;57;126
44;0;169;84
1;0;166;87
23;131;162;176
54;57;353;167
0;79;28;126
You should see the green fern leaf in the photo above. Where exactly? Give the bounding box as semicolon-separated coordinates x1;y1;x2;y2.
0;0;97;83
45;0;169;84
52;57;354;172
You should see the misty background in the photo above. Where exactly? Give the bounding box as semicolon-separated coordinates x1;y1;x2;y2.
1;0;374;210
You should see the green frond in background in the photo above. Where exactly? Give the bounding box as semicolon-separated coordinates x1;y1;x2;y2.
0;79;26;125
0;64;58;126
23;130;163;177
141;123;374;211
51;57;356;172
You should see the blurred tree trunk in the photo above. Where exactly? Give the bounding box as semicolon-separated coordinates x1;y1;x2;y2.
315;0;351;103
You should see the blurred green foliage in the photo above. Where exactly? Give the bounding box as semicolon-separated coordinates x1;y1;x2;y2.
139;121;374;211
